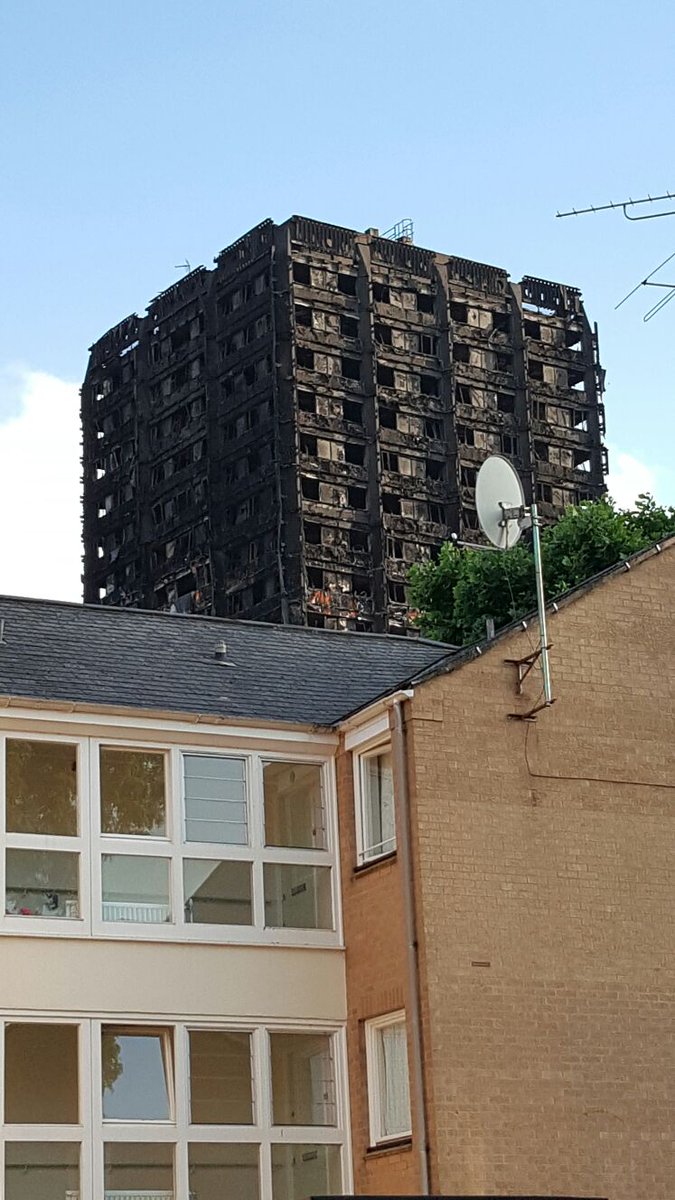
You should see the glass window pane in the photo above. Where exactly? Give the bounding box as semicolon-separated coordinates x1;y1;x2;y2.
5;849;79;918
184;859;252;925
5;1023;78;1123
100;747;166;836
6;739;77;835
184;755;248;844
270;1033;336;1125
263;762;326;849
271;1145;341;1200
264;863;333;930
102;1028;172;1120
361;750;395;860
189;1030;253;1123
104;1142;173;1193
375;1020;411;1138
5;1142;79;1200
101;854;170;923
189;1143;259;1200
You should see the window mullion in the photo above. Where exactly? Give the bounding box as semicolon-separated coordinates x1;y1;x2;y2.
170;834;183;933
336;1027;354;1193
80;1018;95;1200
251;857;265;931
259;1135;273;1200
174;1135;189;1200
90;739;102;938
324;760;343;946
250;755;265;932
171;746;184;935
255;1025;271;1132
174;1023;189;1134
170;745;182;849
82;737;94;937
250;752;264;850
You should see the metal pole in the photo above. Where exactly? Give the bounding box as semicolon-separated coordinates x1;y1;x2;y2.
392;699;431;1194
530;502;553;704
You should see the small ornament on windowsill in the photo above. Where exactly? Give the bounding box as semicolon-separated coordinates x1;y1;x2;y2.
43;891;60;913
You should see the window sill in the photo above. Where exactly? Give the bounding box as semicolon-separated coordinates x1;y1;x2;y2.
0;920;343;949
366;1136;412;1158
354;850;397;877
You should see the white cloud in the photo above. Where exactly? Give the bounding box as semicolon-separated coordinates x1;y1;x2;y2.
0;368;81;601
605;449;658;509
605;446;675;510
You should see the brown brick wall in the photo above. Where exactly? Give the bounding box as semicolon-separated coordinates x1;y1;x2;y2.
407;547;675;1199
336;733;423;1194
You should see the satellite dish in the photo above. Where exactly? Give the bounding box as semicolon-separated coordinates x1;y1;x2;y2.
474;455;554;712
475;455;525;548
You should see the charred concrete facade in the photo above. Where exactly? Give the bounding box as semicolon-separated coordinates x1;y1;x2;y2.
82;216;607;632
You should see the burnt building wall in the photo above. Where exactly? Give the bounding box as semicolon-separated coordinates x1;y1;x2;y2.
82;216;607;631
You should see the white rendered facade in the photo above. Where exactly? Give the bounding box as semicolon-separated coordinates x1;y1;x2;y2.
0;703;349;1200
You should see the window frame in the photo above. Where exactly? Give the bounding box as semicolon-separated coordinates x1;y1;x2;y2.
1;732;91;935
0;1016;92;1195
100;1024;176;1124
364;1010;412;1147
0;1015;349;1200
353;740;396;867
1;731;341;948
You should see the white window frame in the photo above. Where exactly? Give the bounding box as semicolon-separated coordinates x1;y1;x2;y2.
0;731;92;936
353;741;396;866
0;1014;350;1200
94;739;174;934
0;1015;94;1196
364;1010;412;1146
0;729;341;948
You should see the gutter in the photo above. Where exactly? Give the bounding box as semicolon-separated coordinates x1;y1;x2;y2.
339;688;415;738
392;697;430;1193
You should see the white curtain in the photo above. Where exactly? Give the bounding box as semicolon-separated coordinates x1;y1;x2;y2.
364;752;395;857
379;1022;411;1136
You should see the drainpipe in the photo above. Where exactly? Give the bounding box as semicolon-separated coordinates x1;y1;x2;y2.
392;698;430;1193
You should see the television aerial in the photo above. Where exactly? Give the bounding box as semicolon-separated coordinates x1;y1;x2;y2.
475;455;553;716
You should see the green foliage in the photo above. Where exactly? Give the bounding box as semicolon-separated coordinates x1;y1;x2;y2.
101;1032;123;1094
409;494;675;645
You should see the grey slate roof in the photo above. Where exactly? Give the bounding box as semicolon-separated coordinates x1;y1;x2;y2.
0;596;456;727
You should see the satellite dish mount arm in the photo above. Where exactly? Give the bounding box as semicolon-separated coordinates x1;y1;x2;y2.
502;501;554;716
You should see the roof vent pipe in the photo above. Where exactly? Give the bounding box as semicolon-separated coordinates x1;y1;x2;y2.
214;640;228;662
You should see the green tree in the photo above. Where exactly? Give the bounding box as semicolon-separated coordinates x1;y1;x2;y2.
101;1031;124;1094
409;495;675;645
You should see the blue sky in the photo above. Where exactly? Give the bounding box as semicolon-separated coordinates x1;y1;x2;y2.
1;0;674;599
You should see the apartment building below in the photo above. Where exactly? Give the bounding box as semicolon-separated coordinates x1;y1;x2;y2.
0;600;450;1200
82;215;607;632
2;535;671;1198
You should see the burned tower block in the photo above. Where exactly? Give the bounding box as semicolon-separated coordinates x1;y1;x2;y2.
82;216;607;633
